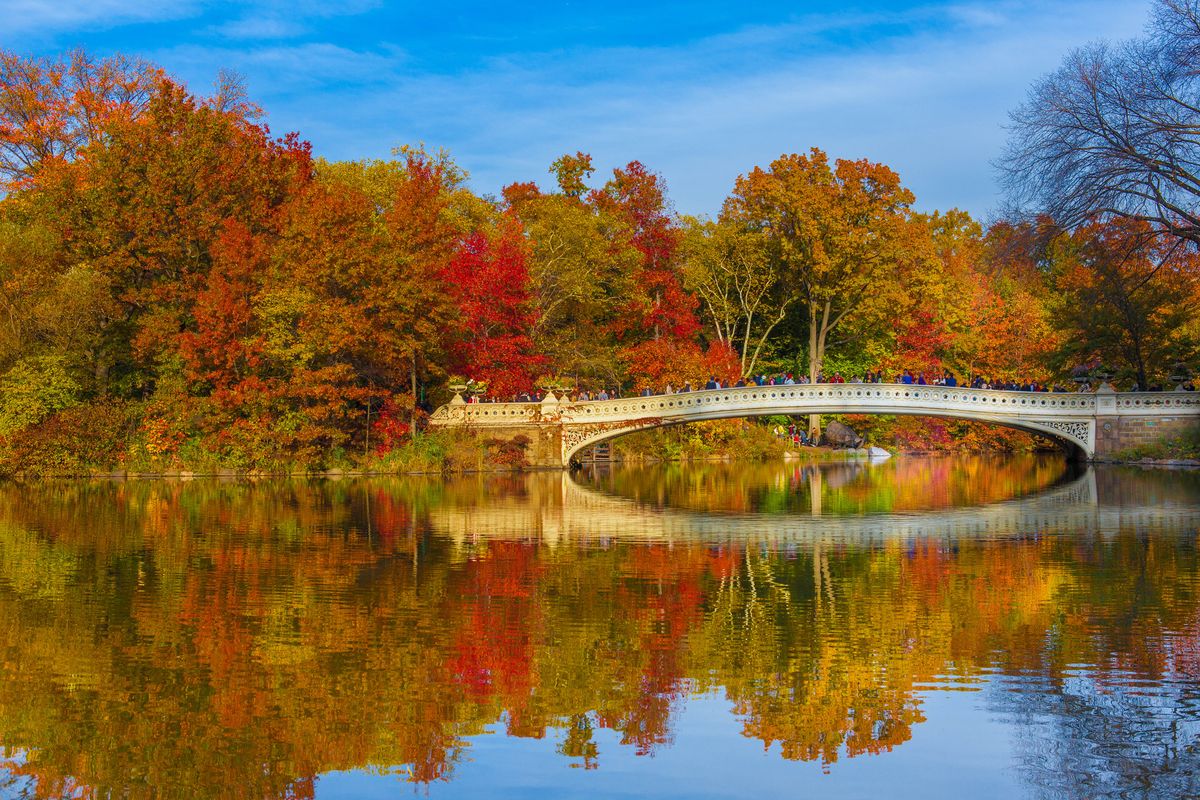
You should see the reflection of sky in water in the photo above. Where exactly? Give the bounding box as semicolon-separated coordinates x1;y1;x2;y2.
0;458;1198;799
320;693;1022;799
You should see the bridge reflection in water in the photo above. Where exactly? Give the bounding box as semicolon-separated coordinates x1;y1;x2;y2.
433;459;1200;547
0;459;1199;799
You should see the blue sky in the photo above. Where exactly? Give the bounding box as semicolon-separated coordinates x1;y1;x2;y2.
2;0;1154;218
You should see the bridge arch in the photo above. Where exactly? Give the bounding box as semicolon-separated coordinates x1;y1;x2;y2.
556;400;1094;462
562;405;1090;463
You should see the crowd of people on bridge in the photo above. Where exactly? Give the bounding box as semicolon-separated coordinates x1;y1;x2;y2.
464;369;1195;403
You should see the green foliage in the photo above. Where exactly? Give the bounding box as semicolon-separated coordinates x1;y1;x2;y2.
369;429;488;474
0;356;81;437
613;420;798;462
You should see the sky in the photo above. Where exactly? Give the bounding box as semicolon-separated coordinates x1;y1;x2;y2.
1;0;1156;219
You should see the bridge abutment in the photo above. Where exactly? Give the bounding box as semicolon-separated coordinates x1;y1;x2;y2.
1094;414;1198;458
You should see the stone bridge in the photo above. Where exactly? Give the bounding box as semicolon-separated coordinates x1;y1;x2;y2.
427;385;1200;467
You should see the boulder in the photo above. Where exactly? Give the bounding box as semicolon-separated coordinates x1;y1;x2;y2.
820;420;865;449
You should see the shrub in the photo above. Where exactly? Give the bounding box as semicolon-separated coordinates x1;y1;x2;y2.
0;356;82;437
0;400;139;476
485;435;530;469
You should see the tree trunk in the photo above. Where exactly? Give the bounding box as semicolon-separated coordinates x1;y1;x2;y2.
93;353;109;397
410;357;419;435
741;311;753;374
807;307;821;438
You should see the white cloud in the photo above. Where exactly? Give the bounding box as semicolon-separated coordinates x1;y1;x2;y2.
0;0;198;37
944;4;1011;28
212;16;308;40
160;41;406;93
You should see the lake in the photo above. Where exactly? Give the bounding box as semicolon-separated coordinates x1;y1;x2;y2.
1;456;1198;799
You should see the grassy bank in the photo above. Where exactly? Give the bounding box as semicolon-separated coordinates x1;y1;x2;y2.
0;403;502;478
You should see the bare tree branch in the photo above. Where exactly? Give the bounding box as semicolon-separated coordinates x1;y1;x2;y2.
1000;1;1200;244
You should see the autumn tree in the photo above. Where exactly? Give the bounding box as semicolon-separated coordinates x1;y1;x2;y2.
0;196;118;387
379;151;472;413
592;161;698;343
0;49;162;188
725;149;926;383
679;216;785;377
724;149;930;430
1046;217;1200;387
902;210;1059;383
32;78;311;397
503;165;636;385
442;218;544;398
589;161;719;390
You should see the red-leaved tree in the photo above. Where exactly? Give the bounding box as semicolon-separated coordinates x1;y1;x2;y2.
443;218;544;398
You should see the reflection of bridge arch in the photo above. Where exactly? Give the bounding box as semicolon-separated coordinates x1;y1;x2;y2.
428;387;1200;465
430;469;1200;548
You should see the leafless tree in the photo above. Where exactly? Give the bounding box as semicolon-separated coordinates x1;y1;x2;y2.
1000;0;1200;244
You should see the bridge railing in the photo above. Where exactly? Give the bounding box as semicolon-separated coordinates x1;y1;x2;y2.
1109;393;1200;412
430;386;1199;427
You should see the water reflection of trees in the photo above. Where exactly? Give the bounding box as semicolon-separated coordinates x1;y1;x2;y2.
580;455;1076;515
0;471;1196;797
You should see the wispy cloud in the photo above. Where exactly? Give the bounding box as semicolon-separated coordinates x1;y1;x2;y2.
2;0;199;37
161;42;406;93
211;17;308;41
203;0;381;40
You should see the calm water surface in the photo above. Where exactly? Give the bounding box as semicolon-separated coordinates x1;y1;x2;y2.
1;456;1199;799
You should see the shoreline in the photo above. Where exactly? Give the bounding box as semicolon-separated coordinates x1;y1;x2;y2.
3;450;1195;482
